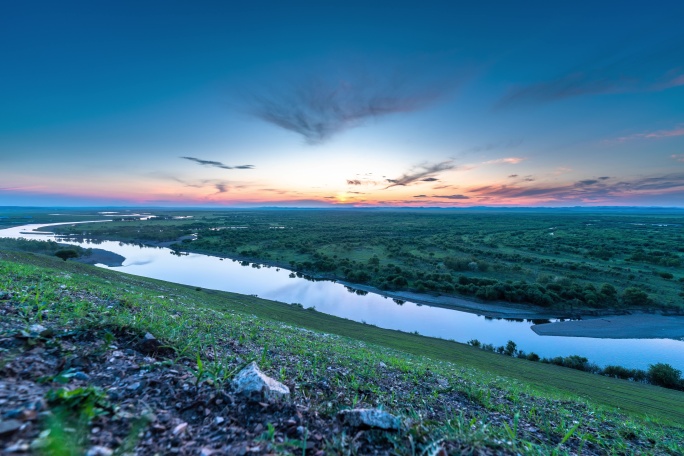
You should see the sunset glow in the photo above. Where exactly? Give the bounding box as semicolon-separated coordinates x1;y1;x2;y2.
1;2;683;207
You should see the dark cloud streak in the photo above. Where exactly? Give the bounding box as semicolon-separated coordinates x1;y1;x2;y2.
385;161;456;189
181;156;254;170
498;37;684;107
247;62;461;144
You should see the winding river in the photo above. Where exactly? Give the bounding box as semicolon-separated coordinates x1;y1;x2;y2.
2;221;683;371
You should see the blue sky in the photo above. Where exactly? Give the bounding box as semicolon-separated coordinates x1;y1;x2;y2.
1;1;683;206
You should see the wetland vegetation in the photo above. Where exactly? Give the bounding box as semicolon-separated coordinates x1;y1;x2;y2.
50;208;684;315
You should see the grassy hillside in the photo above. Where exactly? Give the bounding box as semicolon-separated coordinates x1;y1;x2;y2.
1;249;683;454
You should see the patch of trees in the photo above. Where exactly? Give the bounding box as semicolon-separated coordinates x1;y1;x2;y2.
468;339;684;391
628;249;682;267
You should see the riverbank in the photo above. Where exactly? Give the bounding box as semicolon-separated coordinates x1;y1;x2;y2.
532;313;684;339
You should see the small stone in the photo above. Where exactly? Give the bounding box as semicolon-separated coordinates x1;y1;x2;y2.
3;409;23;419
232;362;290;402
378;362;387;368
60;285;67;289
29;324;47;335
0;419;23;436
74;372;90;381
172;422;188;436
215;416;225;425
200;448;215;456
85;446;113;456
4;442;30;453
338;409;401;430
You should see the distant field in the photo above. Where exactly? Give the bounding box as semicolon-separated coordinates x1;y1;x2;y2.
45;208;684;314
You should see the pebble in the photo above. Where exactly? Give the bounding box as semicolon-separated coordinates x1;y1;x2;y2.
338;409;402;431
172;422;188;436
85;446;113;456
74;371;90;381
0;419;23;436
28;324;47;335
3;442;30;453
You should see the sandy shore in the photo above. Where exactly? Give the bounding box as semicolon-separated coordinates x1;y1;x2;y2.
532;314;684;339
336;281;570;320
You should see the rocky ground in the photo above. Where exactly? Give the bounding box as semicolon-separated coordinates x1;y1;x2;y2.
1;274;682;455
0;291;511;455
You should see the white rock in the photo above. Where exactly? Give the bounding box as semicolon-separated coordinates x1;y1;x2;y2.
85;446;113;456
29;324;47;334
338;409;401;430
172;422;188;436
231;362;290;401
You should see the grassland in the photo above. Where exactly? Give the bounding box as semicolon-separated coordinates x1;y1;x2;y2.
48;208;684;315
1;248;683;454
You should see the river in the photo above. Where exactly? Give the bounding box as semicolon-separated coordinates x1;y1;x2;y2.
2;221;683;371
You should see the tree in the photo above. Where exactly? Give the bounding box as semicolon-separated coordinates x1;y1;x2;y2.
647;363;682;389
54;249;79;261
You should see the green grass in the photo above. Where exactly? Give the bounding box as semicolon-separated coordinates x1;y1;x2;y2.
2;249;683;429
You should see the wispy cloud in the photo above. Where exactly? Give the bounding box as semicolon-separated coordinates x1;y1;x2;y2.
467;173;684;203
672;154;684;162
458;139;523;155
482;157;526;165
497;38;684;107
246;61;461;144
181;156;254;170
385;161;456;189
609;124;684;143
214;183;228;193
432;194;469;200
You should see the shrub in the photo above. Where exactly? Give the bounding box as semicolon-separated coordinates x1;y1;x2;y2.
55;249;79;261
647;363;682;389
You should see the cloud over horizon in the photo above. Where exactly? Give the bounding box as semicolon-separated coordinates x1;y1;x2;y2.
467;173;684;203
385;161;456;189
181;156;254;170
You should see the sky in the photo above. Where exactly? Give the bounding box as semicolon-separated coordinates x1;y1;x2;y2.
1;0;684;207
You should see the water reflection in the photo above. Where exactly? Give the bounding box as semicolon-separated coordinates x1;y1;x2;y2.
1;221;683;371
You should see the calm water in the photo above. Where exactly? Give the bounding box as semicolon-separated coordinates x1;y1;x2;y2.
2;221;683;371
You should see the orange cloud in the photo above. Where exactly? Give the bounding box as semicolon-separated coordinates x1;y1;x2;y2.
482;157;526;165
610;124;684;143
